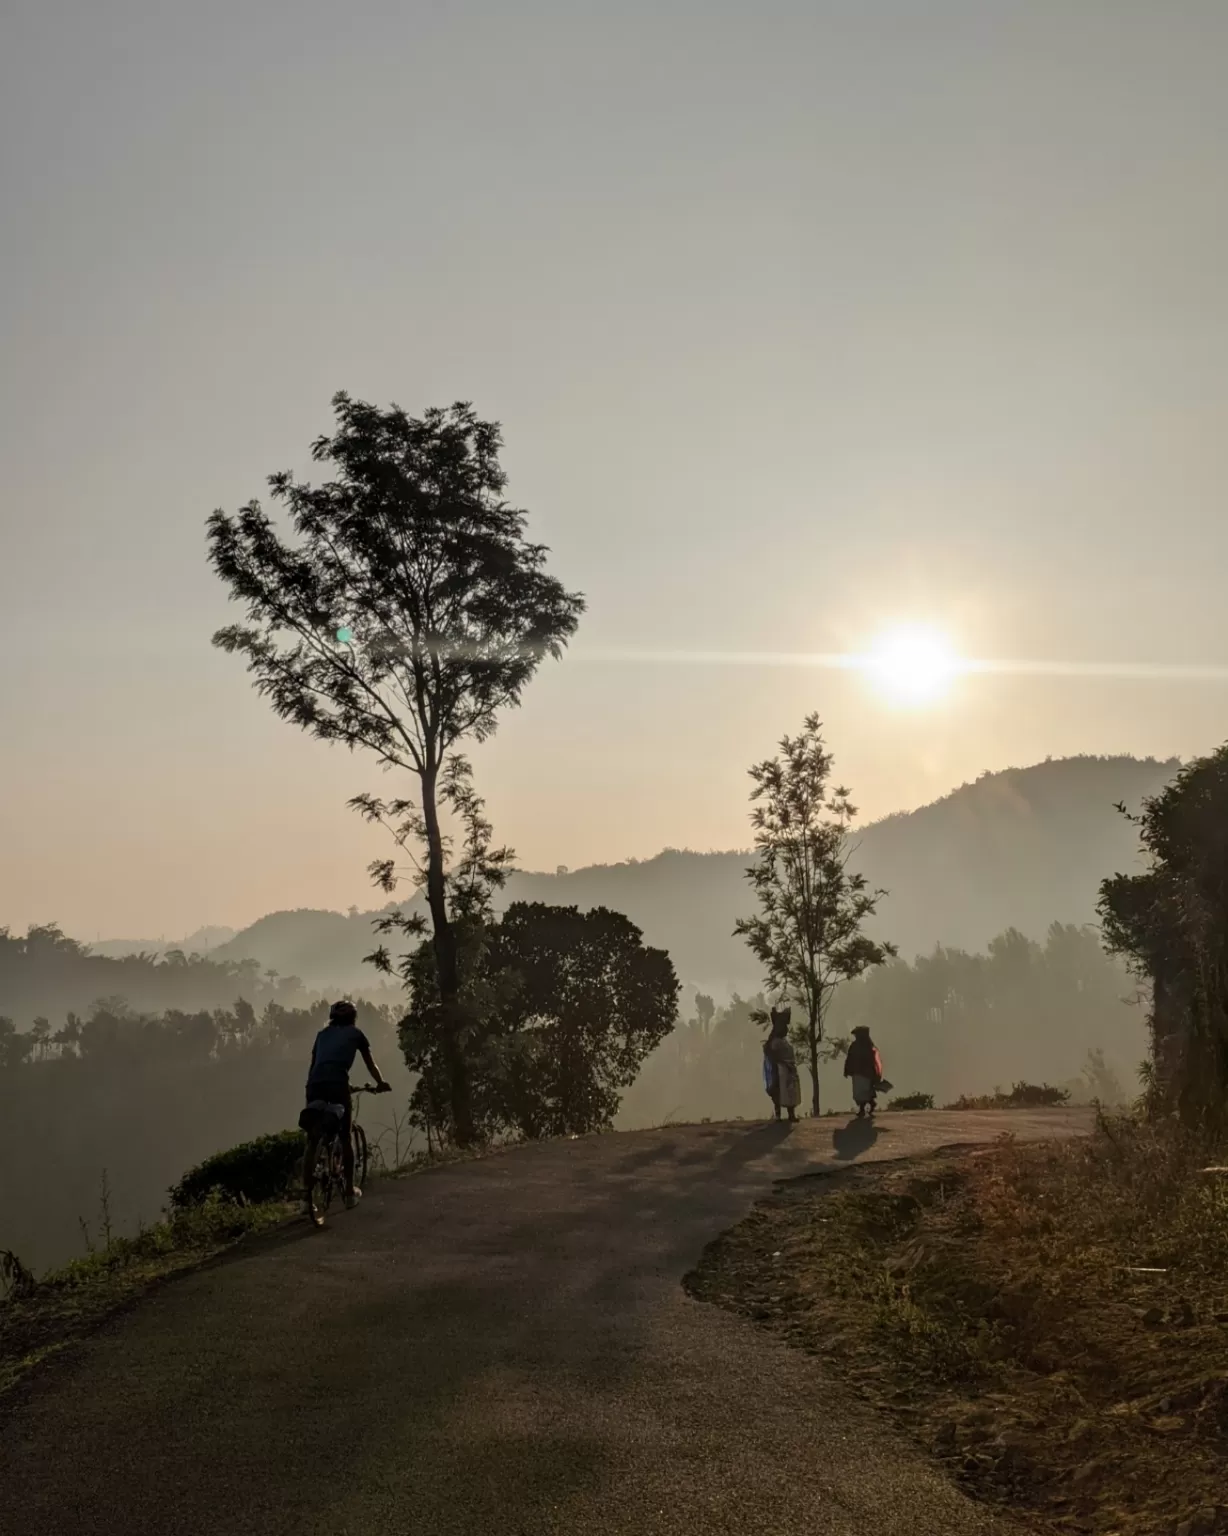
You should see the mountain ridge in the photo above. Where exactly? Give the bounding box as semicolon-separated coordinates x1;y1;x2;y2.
144;753;1180;992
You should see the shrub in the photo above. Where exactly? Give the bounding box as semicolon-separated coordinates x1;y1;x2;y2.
946;1081;1071;1111
169;1129;305;1209
889;1091;934;1111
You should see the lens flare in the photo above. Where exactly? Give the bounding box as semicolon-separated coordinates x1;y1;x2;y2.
866;624;959;705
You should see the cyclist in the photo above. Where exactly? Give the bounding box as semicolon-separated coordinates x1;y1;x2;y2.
300;999;391;1224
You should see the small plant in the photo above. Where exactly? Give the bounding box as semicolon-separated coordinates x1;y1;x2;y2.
98;1169;114;1248
889;1091;935;1111
0;1249;36;1301
169;1130;306;1209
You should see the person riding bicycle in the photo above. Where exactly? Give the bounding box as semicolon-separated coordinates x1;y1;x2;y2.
300;999;390;1224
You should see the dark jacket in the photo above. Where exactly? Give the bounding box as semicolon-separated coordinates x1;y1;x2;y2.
843;1035;882;1081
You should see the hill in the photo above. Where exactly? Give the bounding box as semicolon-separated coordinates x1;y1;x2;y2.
196;753;1178;992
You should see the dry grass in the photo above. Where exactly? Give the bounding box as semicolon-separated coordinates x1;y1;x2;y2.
686;1120;1228;1536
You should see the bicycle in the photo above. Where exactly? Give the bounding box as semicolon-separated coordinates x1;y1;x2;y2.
307;1084;385;1221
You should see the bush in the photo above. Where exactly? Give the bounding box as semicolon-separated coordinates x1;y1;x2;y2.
888;1091;934;1111
169;1129;305;1209
946;1081;1071;1111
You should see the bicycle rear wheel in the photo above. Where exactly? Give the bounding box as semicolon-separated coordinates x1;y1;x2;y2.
352;1124;369;1191
313;1136;339;1212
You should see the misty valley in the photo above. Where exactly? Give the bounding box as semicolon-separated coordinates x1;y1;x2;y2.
1;753;1157;1273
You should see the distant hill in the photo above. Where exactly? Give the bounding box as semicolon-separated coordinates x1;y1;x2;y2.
194;754;1178;992
89;926;237;960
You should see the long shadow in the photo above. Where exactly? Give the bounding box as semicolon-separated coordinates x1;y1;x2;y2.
713;1119;795;1177
831;1115;884;1161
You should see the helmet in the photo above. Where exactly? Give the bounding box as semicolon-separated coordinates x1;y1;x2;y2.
328;999;358;1027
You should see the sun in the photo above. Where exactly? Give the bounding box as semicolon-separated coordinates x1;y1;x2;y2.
865;624;960;705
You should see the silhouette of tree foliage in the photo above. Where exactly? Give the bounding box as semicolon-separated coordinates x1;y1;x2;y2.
1099;745;1228;1126
736;715;895;1115
398;902;679;1142
207;393;584;1144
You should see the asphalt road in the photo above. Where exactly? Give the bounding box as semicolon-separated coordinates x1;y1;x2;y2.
2;1109;1088;1536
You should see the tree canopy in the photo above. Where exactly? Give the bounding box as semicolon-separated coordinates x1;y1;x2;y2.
400;901;679;1142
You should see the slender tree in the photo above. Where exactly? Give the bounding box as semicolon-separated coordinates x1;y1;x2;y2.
207;393;584;1143
735;714;895;1115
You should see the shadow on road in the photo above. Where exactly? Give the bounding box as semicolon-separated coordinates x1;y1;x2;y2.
714;1119;795;1176
832;1116;884;1161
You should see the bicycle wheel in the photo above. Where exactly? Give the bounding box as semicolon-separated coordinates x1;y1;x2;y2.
352;1124;369;1192
313;1136;338;1213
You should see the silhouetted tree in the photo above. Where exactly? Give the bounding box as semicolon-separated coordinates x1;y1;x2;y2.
1099;746;1228;1126
736;714;895;1115
207;394;584;1143
399;901;678;1141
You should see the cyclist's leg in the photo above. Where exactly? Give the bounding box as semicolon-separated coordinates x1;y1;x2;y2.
303;1128;322;1207
341;1091;357;1198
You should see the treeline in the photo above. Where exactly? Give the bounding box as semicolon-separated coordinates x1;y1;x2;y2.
0;923;392;1028
0;997;408;1275
1;923;297;1024
618;922;1145;1127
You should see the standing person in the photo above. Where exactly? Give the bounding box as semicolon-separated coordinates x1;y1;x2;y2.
764;1005;802;1124
300;1000;390;1224
843;1025;884;1118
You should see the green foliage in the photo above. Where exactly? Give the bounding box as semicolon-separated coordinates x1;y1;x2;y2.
1099;745;1228;1126
736;714;895;1114
399;901;680;1142
889;1091;934;1111
168;1130;306;1209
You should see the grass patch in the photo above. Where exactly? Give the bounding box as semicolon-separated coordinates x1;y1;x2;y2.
686;1119;1228;1536
0;1193;294;1399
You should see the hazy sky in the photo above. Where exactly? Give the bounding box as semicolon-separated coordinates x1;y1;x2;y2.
4;1;1228;940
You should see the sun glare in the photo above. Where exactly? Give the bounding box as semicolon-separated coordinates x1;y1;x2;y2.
866;624;960;705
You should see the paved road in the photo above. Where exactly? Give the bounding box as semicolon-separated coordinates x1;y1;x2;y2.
2;1110;1088;1536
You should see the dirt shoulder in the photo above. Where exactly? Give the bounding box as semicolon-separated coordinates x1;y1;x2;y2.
685;1126;1228;1536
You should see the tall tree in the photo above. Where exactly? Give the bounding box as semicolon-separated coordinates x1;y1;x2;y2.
207;393;584;1144
735;713;895;1115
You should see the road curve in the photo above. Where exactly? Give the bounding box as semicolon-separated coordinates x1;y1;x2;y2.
2;1109;1088;1536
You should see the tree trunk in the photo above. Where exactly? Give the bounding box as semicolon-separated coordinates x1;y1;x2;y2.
420;763;477;1147
807;1007;821;1118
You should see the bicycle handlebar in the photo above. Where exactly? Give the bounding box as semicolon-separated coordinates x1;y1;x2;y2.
351;1083;392;1095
